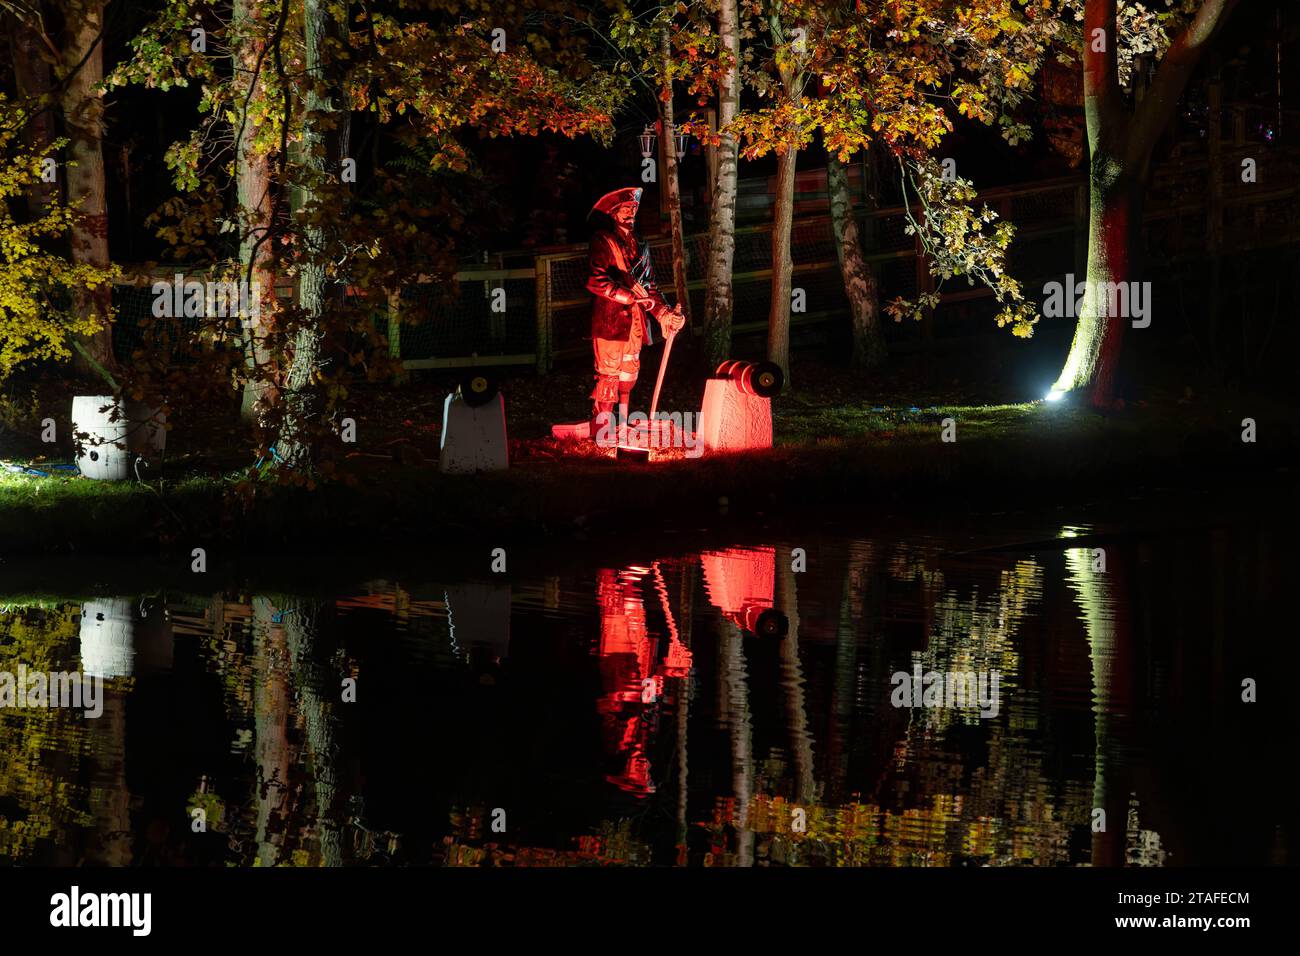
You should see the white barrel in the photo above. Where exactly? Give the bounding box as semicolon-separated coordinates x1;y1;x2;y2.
71;396;166;480
72;395;132;480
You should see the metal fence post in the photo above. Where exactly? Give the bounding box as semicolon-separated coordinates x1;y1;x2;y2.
387;289;405;382
535;256;552;373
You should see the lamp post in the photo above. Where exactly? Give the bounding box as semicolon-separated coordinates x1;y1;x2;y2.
640;124;656;160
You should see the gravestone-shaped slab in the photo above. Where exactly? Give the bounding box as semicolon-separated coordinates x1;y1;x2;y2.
698;378;772;453
440;392;508;474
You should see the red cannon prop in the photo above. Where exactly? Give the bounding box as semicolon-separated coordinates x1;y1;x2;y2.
698;360;784;453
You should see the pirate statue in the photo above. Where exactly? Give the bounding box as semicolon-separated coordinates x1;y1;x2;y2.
585;187;685;444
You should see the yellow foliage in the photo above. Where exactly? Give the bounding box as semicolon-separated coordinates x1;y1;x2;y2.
0;95;120;382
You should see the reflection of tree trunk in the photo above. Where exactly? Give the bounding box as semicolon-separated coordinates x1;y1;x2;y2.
251;598;293;866
86;690;132;865
776;547;815;805
675;672;691;854
1064;547;1134;867
718;617;752;865
675;561;696;853
828;544;868;805
58;0;118;383
276;599;346;866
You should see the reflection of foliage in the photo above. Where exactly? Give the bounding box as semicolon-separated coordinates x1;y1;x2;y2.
886;544;944;588
443;810;651;867
187;785;226;834
197;601;256;730
1126;795;1167;865
0;605;92;860
707;550;1097;867
917;558;1041;729
725;779;1088;867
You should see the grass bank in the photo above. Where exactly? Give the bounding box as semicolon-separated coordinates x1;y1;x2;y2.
2;393;1293;558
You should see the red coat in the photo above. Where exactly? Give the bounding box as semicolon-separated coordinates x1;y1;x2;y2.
586;229;672;343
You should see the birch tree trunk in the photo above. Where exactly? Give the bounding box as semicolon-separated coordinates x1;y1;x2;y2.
702;0;739;369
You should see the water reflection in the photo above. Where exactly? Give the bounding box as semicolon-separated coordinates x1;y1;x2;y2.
1;519;1294;866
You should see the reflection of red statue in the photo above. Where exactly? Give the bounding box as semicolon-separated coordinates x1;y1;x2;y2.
701;547;788;637
595;564;693;796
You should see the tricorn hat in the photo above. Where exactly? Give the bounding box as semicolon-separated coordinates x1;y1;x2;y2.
589;187;642;220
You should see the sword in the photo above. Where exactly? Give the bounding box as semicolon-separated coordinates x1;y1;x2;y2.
649;325;677;423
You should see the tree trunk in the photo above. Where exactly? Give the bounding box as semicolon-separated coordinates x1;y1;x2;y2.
277;0;333;466
59;0;118;385
1050;163;1140;407
234;0;278;424
9;11;57;218
702;0;739;370
1051;0;1237;405
659;30;690;323
767;144;796;378
827;152;885;369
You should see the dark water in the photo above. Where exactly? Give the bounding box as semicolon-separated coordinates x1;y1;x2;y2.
2;507;1294;867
